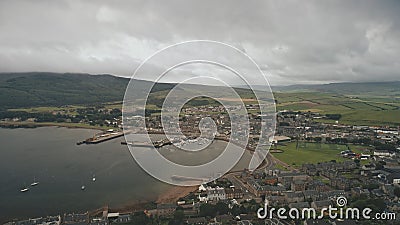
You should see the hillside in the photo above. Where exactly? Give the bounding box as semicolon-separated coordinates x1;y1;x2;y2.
0;72;174;109
0;72;258;109
0;72;399;126
272;81;400;99
242;81;400;126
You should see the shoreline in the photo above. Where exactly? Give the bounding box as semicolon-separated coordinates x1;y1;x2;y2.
98;185;199;215
0;123;200;213
0;121;111;131
156;185;198;204
0;123;273;213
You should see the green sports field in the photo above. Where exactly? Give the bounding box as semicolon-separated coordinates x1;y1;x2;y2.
271;142;371;167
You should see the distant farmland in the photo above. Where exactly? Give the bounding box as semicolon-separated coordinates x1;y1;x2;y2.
1;73;399;127
274;92;400;126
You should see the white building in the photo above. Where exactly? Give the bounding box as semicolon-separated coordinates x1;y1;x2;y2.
198;184;207;192
374;150;395;157
207;187;226;201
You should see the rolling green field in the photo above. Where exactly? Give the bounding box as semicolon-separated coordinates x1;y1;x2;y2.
1;73;399;127
7;105;86;116
271;142;371;167
7;91;400;126
274;92;400;126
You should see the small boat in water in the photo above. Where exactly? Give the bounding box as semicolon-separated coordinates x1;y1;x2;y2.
81;185;85;190
20;187;29;192
31;177;39;186
92;175;96;182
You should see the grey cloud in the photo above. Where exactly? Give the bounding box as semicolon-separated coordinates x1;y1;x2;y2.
0;0;399;85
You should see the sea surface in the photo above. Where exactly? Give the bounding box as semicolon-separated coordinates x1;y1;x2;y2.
0;127;251;222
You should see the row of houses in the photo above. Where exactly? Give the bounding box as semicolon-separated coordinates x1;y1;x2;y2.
197;186;244;202
302;161;357;176
264;189;347;207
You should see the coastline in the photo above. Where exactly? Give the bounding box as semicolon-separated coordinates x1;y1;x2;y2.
104;185;198;214
0;124;199;214
156;185;198;204
0;121;111;131
0;123;272;214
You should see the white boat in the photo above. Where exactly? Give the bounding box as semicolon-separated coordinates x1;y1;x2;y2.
31;177;39;186
92;176;96;182
81;185;85;190
20;187;29;192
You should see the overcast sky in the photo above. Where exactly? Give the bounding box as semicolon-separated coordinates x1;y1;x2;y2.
0;0;399;85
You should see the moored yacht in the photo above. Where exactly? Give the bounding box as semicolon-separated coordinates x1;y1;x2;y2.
31;177;39;186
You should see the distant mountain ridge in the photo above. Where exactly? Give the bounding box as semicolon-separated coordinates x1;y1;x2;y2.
272;81;400;95
1;72;399;109
0;72;173;109
240;81;400;97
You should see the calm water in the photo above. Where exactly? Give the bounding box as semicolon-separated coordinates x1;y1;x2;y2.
0;127;251;222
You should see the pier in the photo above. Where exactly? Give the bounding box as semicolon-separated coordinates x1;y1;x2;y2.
78;131;257;153
121;141;153;148
77;130;124;145
121;139;172;148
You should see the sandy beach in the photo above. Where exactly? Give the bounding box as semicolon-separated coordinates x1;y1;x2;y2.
156;185;199;203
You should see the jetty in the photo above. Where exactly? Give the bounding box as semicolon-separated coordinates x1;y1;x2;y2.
121;139;172;148
77;130;124;145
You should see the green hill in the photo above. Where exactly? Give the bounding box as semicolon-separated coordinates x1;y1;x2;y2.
273;81;400;99
0;72;399;126
0;72;174;109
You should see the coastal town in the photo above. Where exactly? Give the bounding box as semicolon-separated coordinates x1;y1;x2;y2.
3;0;400;224
2;102;400;225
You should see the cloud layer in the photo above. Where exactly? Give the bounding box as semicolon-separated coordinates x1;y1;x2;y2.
0;0;399;85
